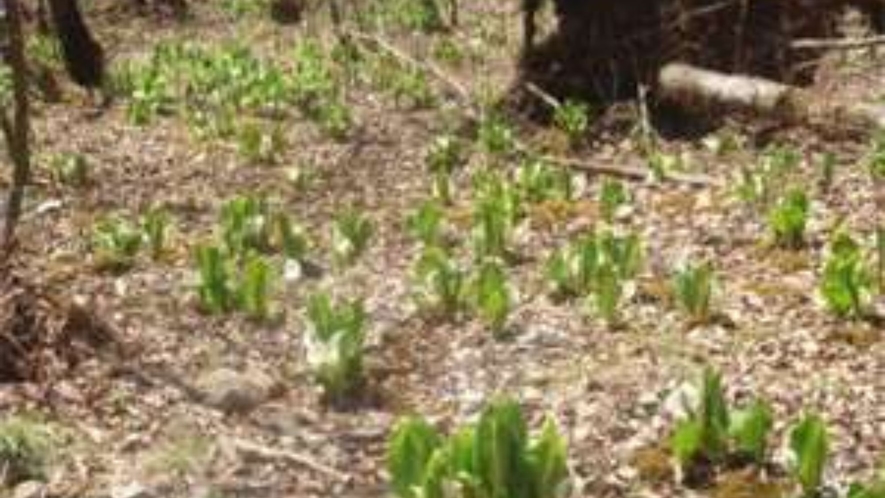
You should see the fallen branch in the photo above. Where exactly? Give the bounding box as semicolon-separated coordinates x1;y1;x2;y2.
792;35;885;51
658;62;885;133
523;81;561;110
229;437;351;483
533;152;719;187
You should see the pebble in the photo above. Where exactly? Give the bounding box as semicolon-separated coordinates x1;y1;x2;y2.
196;367;280;415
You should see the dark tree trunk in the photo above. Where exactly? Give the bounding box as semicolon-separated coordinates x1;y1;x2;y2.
1;0;32;254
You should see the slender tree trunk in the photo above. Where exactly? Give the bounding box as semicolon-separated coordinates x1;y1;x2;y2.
1;0;32;256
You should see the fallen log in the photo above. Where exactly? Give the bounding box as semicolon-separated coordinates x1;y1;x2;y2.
658;62;885;133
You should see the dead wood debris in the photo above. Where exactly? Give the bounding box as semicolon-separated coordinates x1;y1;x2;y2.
0;263;121;384
658;62;885;135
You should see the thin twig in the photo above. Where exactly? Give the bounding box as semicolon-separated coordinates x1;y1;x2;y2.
792;35;885;51
534;152;718;187
523;81;561;110
229;437;351;483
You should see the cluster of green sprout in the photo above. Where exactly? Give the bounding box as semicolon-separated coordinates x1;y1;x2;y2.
388;397;569;498
553;99;591;147
819;230;875;320
546;229;643;325
357;0;454;32
304;292;367;403
667;368;885;498
671;260;716;326
195;195;309;320
112;40;353;145
91;207;171;272
736;144;803;209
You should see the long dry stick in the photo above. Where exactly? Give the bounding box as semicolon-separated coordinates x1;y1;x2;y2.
792;35;885;51
1;0;32;256
349;30;717;187
229;437;351;483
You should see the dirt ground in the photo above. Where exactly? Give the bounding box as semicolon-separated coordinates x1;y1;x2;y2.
2;1;885;497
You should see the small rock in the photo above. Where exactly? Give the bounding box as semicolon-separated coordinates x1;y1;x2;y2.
111;482;153;498
196;367;280;415
13;481;45;498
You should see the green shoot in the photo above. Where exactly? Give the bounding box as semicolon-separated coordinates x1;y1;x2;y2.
237;121;285;165
672;261;715;326
220;195;273;258
142;207;171;260
590;262;623;325
848;480;885;498
407;200;445;247
470;260;511;335
515;159;573;204
471;194;512;262
195;244;234;314
91;215;144;272
546;230;643;308
788;414;829;497
820;231;873;319
599;178;628;223
471;171;522;261
553;99;590;146
412;246;465;320
332;209;373;267
236;253;275;321
304;292;366;402
426;135;463;204
477;113;514;157
48;152;90;187
387;417;442;498
274;213;310;262
768;188;810;250
728;400;774;465
387;398;569;498
220;196;307;261
670;368;730;469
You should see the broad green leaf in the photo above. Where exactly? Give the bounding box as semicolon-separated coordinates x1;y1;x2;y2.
789;413;829;496
474;399;532;498
698;368;730;461
729;399;773;464
388;417;442;498
529;416;569;498
671;419;702;467
848;481;885;498
472;261;511;334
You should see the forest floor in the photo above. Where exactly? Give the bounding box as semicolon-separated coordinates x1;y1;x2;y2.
3;1;885;497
